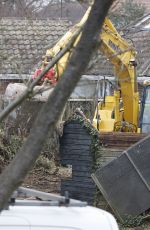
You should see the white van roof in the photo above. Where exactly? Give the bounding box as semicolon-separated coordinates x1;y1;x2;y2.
0;201;118;230
0;187;119;230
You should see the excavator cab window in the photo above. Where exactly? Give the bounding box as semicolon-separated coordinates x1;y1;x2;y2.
140;85;150;133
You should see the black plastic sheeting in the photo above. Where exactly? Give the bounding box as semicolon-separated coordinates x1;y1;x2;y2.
60;121;97;205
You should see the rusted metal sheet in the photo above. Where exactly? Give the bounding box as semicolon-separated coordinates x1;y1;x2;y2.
100;132;147;149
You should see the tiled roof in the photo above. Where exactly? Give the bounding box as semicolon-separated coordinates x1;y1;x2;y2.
0;17;149;79
112;0;150;12
135;0;150;11
127;29;150;77
0;18;71;76
87;27;150;78
124;15;150;77
87;51;113;76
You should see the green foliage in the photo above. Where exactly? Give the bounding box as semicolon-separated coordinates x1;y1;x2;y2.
0;131;22;162
35;155;55;170
110;0;145;28
0;131;23;173
0;128;55;174
121;215;143;227
64;101;95;122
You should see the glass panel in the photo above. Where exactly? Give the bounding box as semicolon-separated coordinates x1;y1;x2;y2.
141;87;150;133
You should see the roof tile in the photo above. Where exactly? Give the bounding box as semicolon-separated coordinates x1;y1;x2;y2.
0;18;71;75
0;17;149;78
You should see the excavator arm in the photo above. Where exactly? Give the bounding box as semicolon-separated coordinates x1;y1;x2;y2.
97;17;139;131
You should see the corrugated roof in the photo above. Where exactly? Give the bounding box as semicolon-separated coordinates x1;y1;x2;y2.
134;14;150;29
0;18;71;75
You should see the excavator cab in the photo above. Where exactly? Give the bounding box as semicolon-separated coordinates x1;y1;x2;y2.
139;85;150;133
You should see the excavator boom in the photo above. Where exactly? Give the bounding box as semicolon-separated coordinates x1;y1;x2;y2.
99;17;139;130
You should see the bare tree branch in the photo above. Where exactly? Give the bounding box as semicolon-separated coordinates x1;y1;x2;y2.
0;0;113;210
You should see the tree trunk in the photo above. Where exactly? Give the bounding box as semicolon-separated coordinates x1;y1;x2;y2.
0;0;113;210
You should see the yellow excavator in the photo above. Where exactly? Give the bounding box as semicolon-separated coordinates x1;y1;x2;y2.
6;5;149;134
92;16;139;133
38;5;142;133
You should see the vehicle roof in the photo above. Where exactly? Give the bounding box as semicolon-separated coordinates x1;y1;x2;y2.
0;200;118;230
